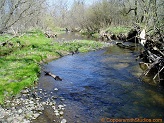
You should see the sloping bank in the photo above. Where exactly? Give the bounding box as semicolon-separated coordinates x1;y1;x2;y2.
0;30;110;104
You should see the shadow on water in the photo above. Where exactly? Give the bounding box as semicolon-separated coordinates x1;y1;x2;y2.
36;33;164;123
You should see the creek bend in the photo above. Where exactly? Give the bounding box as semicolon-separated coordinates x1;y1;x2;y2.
36;33;164;123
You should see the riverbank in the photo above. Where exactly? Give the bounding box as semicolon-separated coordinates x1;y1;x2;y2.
80;26;131;40
0;85;68;123
82;25;163;85
0;30;110;104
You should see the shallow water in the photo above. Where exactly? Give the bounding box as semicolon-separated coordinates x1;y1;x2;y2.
55;32;97;42
37;45;164;123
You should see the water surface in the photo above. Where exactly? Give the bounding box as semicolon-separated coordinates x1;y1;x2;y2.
37;46;164;123
56;32;97;42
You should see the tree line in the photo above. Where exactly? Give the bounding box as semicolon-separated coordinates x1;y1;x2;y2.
52;0;163;35
0;0;163;35
0;0;50;34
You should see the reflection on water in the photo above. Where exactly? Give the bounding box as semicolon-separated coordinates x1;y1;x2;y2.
37;46;164;123
55;32;97;42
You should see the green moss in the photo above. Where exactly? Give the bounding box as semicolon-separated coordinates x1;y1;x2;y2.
0;30;107;104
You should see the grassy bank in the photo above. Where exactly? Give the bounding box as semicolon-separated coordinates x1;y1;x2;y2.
81;26;131;39
52;27;66;35
0;31;108;104
104;26;131;35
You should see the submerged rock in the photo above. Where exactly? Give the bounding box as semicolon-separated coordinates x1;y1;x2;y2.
54;88;58;91
60;111;64;115
58;105;64;110
61;119;67;123
55;112;60;116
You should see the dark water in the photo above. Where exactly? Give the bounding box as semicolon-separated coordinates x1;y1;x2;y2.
37;45;164;123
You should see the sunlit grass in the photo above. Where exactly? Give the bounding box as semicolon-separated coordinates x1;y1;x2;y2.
52;27;66;34
105;26;131;34
92;33;99;38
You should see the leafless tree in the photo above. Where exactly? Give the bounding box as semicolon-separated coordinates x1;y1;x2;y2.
0;0;47;34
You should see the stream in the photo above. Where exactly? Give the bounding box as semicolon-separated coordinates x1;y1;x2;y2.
36;33;164;123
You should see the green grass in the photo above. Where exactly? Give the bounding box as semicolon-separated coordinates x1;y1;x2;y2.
59;40;106;52
0;30;107;104
0;34;12;42
51;27;66;35
92;33;99;38
105;26;131;35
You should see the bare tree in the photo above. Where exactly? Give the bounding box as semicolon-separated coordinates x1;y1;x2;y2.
0;0;47;34
46;0;163;35
51;0;69;27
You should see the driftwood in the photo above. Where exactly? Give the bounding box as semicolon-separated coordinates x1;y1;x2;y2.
153;66;164;81
139;62;150;71
116;25;164;85
44;71;62;81
99;31;113;41
153;46;164;57
140;57;161;77
116;42;135;50
138;29;164;84
45;32;57;38
117;33;126;41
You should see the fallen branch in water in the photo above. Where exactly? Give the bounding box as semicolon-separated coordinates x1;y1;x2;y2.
116;42;135;50
44;71;62;81
140;57;161;78
153;66;164;82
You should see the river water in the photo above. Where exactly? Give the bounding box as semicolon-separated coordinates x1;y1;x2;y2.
37;33;164;123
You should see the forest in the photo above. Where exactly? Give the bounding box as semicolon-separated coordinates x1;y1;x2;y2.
0;0;163;34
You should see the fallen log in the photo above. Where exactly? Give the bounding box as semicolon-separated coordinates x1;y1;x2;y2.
44;71;62;81
116;42;135;50
153;66;164;81
136;28;164;84
140;57;162;79
153;46;164;58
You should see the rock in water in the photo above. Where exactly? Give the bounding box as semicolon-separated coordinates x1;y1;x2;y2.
61;119;67;123
54;88;58;91
59;111;64;116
